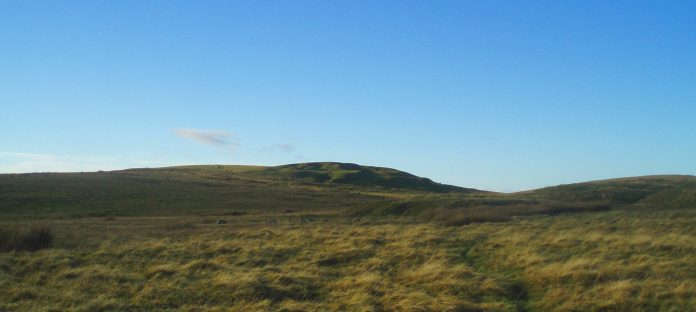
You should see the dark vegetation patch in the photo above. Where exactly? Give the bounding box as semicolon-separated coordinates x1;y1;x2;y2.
427;200;611;226
0;225;53;252
350;194;612;225
220;210;247;216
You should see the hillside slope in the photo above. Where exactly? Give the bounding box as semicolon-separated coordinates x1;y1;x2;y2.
523;175;696;209
0;162;478;219
350;175;696;222
2;163;693;221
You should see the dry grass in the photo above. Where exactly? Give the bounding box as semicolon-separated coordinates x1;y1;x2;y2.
472;209;696;311
0;218;521;311
1;208;695;311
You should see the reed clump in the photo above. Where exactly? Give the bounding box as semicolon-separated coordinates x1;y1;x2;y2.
0;225;53;252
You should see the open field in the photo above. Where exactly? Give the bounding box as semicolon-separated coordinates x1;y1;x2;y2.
3;208;696;311
2;163;696;311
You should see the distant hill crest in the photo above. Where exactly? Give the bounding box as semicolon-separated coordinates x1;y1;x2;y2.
262;162;477;193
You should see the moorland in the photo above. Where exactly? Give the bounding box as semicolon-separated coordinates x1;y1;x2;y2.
1;162;695;311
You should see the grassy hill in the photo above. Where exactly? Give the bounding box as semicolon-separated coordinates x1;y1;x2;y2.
524;175;696;209
256;162;476;193
0;162;477;220
2;163;694;221
349;174;696;225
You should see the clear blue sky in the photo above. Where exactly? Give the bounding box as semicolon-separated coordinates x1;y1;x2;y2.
2;1;695;192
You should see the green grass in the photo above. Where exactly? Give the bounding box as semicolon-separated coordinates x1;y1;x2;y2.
0;165;388;220
348;174;696;224
4;164;691;221
524;175;696;207
259;162;477;193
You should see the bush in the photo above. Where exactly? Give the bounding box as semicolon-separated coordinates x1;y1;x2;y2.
0;225;54;252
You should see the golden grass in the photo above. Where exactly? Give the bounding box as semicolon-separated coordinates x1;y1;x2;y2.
2;208;695;311
474;209;696;311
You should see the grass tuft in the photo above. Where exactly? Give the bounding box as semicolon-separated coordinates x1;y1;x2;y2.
0;225;53;252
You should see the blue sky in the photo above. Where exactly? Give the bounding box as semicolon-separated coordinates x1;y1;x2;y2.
1;1;695;192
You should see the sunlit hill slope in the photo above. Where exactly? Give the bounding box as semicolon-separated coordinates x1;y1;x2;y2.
1;162;694;221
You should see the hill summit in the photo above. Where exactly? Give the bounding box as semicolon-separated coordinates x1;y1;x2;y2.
258;162;477;193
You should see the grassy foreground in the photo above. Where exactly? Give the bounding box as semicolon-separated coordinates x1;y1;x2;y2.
2;207;696;311
2;165;695;311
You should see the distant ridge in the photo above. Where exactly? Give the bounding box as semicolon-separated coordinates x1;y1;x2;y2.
523;175;696;209
0;162;479;219
2;163;694;221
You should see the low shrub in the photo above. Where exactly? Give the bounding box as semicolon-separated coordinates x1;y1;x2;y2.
223;210;247;216
0;225;54;252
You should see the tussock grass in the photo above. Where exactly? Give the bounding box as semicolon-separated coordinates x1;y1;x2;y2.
0;218;523;311
471;209;696;311
0;226;53;252
3;208;694;311
2;209;696;311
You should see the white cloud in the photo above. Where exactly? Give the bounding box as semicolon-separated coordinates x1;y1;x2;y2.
171;128;239;153
266;143;294;153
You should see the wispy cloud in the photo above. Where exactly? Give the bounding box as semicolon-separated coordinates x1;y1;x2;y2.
171;128;239;153
266;143;294;153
